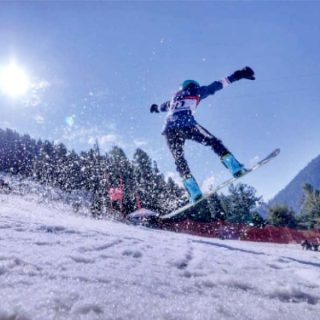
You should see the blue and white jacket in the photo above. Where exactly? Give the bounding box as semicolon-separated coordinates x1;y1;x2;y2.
159;75;237;134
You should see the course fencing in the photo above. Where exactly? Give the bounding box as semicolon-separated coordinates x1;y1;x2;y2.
160;219;320;244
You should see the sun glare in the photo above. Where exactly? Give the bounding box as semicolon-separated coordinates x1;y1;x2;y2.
0;61;30;98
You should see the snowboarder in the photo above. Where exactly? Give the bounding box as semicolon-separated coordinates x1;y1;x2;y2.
150;66;255;202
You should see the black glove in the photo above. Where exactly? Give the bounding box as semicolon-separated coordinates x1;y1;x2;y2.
150;104;159;113
232;66;255;81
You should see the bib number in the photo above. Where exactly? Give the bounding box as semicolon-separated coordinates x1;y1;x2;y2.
170;97;199;113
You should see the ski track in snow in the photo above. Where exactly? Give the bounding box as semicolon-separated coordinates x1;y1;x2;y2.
0;193;320;320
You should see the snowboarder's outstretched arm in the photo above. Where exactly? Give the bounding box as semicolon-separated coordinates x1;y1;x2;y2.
199;66;255;100
149;67;255;112
150;101;170;113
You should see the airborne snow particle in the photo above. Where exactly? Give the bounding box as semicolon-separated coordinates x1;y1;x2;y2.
65;116;75;127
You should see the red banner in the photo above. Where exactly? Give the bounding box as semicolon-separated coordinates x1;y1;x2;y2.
108;177;124;201
109;187;123;201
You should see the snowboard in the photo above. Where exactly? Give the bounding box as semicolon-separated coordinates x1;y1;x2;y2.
160;148;280;221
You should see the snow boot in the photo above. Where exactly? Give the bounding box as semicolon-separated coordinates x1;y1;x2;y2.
183;175;202;203
221;153;247;178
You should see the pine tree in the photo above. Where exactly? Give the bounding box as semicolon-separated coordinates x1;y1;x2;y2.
163;177;186;213
108;146;135;214
207;193;226;220
133;148;157;211
267;204;297;228
222;183;261;224
300;183;320;229
250;211;265;227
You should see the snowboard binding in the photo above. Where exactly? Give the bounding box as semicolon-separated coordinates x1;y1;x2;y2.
221;153;248;178
183;175;202;203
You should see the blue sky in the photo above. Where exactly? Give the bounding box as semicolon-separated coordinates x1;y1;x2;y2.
0;1;320;200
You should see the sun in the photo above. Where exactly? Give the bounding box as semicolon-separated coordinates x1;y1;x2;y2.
0;61;30;98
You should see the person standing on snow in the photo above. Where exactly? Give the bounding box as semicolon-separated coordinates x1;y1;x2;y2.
150;66;255;203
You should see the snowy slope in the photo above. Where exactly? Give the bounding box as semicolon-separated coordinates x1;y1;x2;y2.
0;191;320;320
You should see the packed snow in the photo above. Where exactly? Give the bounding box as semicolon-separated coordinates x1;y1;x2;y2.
0;181;320;320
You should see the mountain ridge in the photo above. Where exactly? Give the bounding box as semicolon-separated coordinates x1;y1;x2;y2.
269;154;320;212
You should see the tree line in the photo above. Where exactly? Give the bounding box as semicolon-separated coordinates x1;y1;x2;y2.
188;179;320;230
0;127;319;229
0;128;264;221
267;184;320;229
0;128;184;215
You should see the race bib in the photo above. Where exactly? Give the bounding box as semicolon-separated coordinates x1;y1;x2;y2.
169;96;200;114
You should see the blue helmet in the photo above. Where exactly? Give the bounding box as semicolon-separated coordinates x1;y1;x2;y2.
181;79;200;90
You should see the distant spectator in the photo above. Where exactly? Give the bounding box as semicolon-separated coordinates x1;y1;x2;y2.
0;179;12;194
72;202;81;213
301;239;312;250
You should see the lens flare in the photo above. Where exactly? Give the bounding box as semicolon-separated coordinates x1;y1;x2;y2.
65;116;75;127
